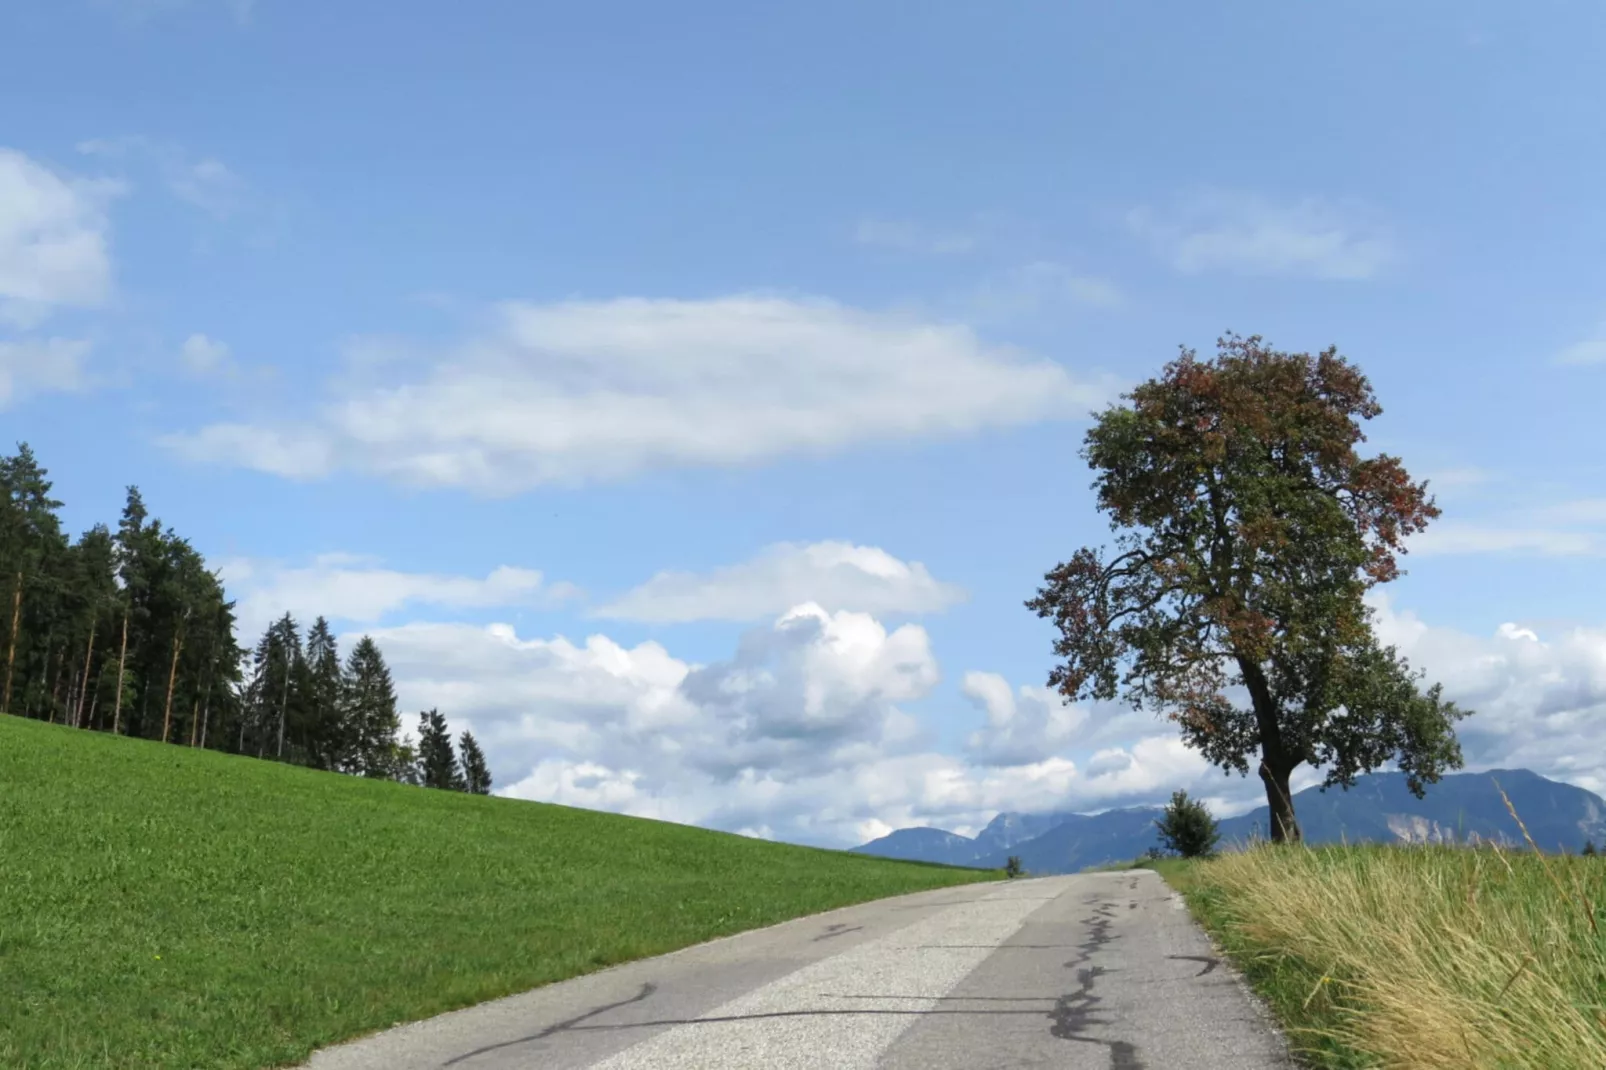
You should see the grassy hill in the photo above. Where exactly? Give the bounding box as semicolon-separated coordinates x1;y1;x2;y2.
0;715;998;1070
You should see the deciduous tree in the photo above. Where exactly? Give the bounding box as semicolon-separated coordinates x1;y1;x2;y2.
1027;334;1469;842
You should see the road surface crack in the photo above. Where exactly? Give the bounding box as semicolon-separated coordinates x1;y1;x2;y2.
1048;899;1147;1070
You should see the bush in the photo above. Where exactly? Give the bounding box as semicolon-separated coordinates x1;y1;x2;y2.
1155;789;1221;859
1004;855;1024;878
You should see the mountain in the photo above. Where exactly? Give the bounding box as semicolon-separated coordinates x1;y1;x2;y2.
973;806;1168;874
850;826;982;866
971;810;1075;857
1217;767;1606;853
851;768;1606;874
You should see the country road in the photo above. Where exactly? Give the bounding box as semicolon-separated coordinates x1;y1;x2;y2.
301;870;1293;1069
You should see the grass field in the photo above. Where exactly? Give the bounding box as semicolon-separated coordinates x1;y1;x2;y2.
1154;837;1606;1069
0;715;998;1070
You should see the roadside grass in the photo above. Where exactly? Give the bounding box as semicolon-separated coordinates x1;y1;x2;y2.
0;715;1000;1070
1151;830;1606;1069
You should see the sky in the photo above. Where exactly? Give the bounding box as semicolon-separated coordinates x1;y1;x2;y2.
2;0;1604;848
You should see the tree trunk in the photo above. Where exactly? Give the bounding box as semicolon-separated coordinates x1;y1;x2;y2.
50;643;68;723
161;628;184;744
276;654;291;759
1259;760;1302;843
112;610;128;735
32;628;53;720
199;687;212;749
2;571;20;714
87;689;99;730
197;643;217;750
188;697;200;746
75;618;97;728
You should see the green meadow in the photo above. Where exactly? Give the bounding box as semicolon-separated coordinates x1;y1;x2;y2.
0;714;998;1069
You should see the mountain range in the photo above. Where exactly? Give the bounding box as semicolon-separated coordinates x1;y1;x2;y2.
850;768;1606;874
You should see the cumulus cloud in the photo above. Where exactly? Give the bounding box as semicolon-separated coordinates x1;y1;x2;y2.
219;554;580;637
595;541;966;623
961;671;1087;766
0;148;119;326
1370;593;1606;794
159;295;1114;493
1128;192;1394;280
0;337;92;409
307;580;1606;847
352;599;1241;846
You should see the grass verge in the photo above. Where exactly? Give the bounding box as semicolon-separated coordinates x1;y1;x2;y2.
0;714;998;1069
1151;836;1606;1069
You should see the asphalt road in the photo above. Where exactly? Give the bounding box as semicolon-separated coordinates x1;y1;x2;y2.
301;870;1294;1069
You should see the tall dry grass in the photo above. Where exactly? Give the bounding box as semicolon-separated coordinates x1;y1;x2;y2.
1177;798;1606;1069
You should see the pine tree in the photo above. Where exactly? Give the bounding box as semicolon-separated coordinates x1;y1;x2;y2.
342;636;400;778
302;617;344;770
268;613;301;759
416;709;464;790
459;731;492;795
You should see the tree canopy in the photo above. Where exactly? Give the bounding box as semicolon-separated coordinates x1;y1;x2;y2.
0;442;498;799
1027;335;1469;842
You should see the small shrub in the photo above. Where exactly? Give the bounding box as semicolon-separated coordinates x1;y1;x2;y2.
1584;839;1598;857
1004;855;1024;878
1144;846;1164;861
1155;789;1221;859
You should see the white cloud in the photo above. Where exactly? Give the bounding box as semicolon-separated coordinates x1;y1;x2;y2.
1556;325;1606;367
853;219;980;255
77;137;250;221
1370;592;1606;795
166;157;250;219
219;554;579;638
1545;499;1606;525
961;671;1087;766
180;332;231;375
595;541;966;623
161;294;1114;493
1409;500;1606;558
353;599;1237;846
1423;466;1494;491
0;337;93;408
1410;525;1601;557
0;149;119;326
1128;192;1394;280
968;261;1124;319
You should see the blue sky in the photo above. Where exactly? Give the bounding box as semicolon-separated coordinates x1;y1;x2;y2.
3;1;1604;846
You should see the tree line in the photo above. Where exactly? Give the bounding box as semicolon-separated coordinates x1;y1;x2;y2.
0;442;492;796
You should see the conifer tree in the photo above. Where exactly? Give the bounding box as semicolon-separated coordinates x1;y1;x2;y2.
342;636;400;777
459;731;492;795
302;617;344;770
416;709;464;790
